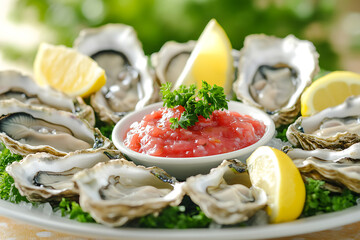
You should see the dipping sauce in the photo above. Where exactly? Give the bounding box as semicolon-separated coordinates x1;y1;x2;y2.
124;106;266;158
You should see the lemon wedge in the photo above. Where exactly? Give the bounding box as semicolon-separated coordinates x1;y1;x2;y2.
34;43;106;98
173;19;234;95
301;71;360;116
246;146;305;223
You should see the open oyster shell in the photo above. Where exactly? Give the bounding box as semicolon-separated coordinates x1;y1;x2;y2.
233;34;319;126
6;149;123;202
0;99;113;156
286;143;360;193
74;24;158;124
0;70;95;126
287;96;360;150
151;40;240;93
151;40;196;85
73;159;185;227
184;159;267;225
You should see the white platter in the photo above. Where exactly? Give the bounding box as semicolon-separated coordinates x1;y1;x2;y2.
0;199;359;240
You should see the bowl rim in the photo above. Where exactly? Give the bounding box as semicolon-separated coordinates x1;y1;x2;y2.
112;101;275;165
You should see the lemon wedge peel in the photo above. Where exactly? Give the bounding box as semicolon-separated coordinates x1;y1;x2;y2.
34;43;106;98
174;19;234;95
246;146;305;224
301;71;360;117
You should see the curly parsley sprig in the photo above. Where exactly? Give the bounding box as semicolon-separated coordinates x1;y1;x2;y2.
301;178;359;217
160;81;229;129
0;145;27;203
56;198;95;223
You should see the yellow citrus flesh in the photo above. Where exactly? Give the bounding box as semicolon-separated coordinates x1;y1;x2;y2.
301;71;360;116
246;146;305;223
34;43;106;98
173;19;234;95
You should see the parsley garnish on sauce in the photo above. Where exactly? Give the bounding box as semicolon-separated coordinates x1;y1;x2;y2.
160;81;229;129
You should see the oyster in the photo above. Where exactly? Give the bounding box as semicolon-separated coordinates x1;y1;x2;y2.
0;70;95;126
233;34;319;126
74;24;158;124
286;143;360;193
73;159;184;227
6;149;123;201
151;40;196;85
184;159;267;225
287;96;360;150
0;99;112;156
151;40;240;91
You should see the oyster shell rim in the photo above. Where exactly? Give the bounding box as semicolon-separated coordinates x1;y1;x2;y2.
287;143;360;193
0;99;113;156
0;70;96;126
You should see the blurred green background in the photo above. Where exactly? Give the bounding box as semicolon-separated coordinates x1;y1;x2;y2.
1;0;360;73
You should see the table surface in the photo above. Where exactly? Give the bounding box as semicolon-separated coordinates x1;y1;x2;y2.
0;216;359;240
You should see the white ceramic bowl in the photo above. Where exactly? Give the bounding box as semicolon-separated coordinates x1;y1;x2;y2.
112;101;275;180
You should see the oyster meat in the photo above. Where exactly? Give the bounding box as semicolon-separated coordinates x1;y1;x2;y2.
73;159;184;227
184;159;267;225
0;70;95;126
233;34;319;126
287;96;360;150
0;99;112;156
286;143;360;193
74;24;158;124
6;149;123;201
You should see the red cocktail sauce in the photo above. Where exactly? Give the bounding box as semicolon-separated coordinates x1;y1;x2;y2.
124;106;266;158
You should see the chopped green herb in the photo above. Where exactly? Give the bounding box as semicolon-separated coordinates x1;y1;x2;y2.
138;196;211;228
160;81;229;129
57;198;95;223
302;178;359;217
138;198;211;228
0;145;27;203
0;145;22;171
0;171;28;203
